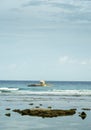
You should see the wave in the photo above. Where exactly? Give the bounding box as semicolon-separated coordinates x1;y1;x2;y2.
15;89;91;96
0;87;19;92
52;89;91;96
0;88;91;96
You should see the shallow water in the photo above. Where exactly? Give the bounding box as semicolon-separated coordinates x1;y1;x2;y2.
0;81;91;130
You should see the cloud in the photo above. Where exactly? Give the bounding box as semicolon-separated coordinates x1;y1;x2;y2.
0;0;91;28
59;56;91;65
59;56;69;64
50;0;91;23
21;0;91;24
22;0;46;7
80;61;87;65
59;56;77;64
51;2;79;11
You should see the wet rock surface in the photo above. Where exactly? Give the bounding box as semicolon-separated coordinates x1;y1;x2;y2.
13;108;76;118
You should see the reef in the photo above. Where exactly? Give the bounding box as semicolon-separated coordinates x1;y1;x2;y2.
13;108;76;118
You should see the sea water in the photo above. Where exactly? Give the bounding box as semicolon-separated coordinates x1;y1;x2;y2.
0;80;91;95
0;80;91;130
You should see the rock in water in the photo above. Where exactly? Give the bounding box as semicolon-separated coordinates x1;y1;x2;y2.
79;111;87;120
13;108;76;118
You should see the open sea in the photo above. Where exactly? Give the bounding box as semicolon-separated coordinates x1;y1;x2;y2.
0;80;91;130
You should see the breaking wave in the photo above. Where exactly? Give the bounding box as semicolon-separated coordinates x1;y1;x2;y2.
0;87;19;92
0;87;91;96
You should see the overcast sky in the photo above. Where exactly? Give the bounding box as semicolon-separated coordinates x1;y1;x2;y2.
0;0;91;81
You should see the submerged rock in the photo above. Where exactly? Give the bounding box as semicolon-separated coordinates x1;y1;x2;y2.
39;104;42;106
13;108;76;118
82;108;91;111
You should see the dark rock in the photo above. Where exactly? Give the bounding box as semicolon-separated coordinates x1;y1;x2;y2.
5;113;11;117
13;108;76;118
82;108;91;111
13;109;21;113
79;111;87;120
29;103;34;105
48;106;52;109
35;106;40;108
6;108;11;110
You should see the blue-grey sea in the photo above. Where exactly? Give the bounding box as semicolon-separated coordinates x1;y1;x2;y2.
0;80;91;130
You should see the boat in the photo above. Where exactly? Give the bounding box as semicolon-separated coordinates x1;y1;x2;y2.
28;80;47;87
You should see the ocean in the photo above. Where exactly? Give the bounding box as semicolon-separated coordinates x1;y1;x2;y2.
0;80;91;130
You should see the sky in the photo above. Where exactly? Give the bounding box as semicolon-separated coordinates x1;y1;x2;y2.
0;0;91;81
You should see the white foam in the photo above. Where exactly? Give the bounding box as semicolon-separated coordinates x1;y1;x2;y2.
52;89;91;96
0;87;19;91
0;88;91;96
17;89;91;96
